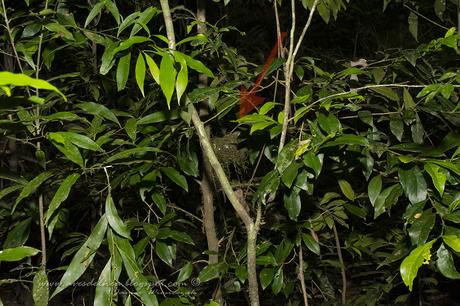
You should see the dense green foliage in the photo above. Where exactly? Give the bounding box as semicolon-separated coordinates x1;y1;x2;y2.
0;0;459;305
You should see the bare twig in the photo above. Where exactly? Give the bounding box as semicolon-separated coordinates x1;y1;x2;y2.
298;246;309;306
333;223;347;305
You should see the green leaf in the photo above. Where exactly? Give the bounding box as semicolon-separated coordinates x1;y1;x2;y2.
4;218;31;248
161;167;188;192
116;52;131;91
443;235;460;252
302;233;320;255
106;195;131;239
198;263;225;283
370;87;400;101
85;2;105;27
33;268;49;306
177;261;193;283
76;102;120;126
281;162;300;188
276;141;297;174
51;215;108;298
271;267;283;295
284;190;301;221
408;12;418;41
117;12;139;36
436;244;460;279
322;134;369;148
174;52;188;103
49;136;83;167
259;267;274;290
179;52;214;77
94;258;114;306
44;23;74;40
45;173;80;225
424;163;446;196
177;150;199;177
398;166;427;204
368;175;382;207
255;170;280;204
408;210;435;246
317;112;341;135
374;184;402;219
13;172;53;213
130;7;158;37
434;0;446;20
152;192;167;215
303;152;323;178
118;242;159;306
338;179;355;201
0;72;66;100
400;239;435;291
155;241;174;266
390;117;404;142
105;147;161;163
160;54;177;108
125;118;137;143
403;88;416;109
104;0;120;24
57;132;102;152
144;53;160;84
100;36;150;75
135;53;146;96
0;246;40;262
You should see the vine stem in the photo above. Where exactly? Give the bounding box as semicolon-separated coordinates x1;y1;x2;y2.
279;0;319;152
158;1;260;305
333;223;347;305
298;246;309;306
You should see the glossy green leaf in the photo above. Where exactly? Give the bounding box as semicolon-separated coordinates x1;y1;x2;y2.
198;263;226;283
398;166;427;204
144;53;160;84
303;152;323;177
284;190;301;221
408;210;435;246
174;51;188;103
56;132;102;152
161;167;188;192
0;72;66;100
370;87;400;101
117;12;139;36
118;243;159;306
48;135;83;167
33;268;49;306
0;246;39;262
177;261;193;283
135;53;146;96
271;267;283;294
317;112;341;135
338;179;355;201
51;215;108;298
390;117;404;141
160;54;177;108
436;244;460;279
4;217;31;248
302;233;320;255
177;150;199;178
156;241;174;266
281;162;300;188
45;173;80;225
400;239;435;291
403;88;416;109
76;102;120;126
374;184;402;219
125;118;137;142
104;0;120;24
368;175;382;207
105;147;161;163
259;267;274;290
424;163;446;196
443;235;460;252
130;7;159;36
116;52;131;91
84;2;104;27
179;52;214;77
13;171;53;213
106;195;131;239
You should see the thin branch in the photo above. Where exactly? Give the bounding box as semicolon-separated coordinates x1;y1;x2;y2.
403;4;449;31
333;223;347;305
298;246;309;306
